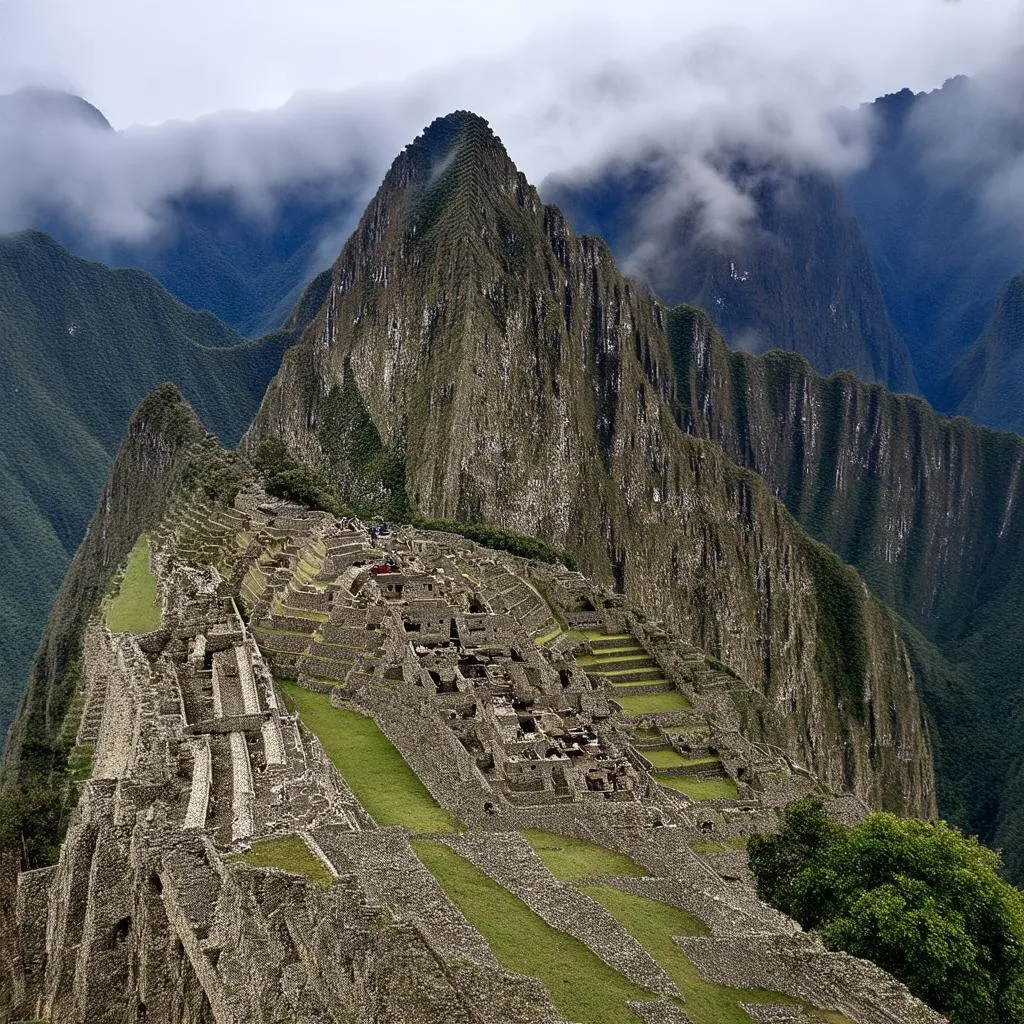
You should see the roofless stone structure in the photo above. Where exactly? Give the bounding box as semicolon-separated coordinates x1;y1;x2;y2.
4;479;945;1023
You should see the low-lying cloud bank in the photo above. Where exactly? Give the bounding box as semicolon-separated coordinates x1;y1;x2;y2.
0;2;1021;280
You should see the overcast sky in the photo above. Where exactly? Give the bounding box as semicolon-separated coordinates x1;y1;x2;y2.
0;0;1022;260
1;0;1022;128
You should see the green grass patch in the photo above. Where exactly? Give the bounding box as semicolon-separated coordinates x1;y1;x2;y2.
413;840;650;1024
231;834;334;886
567;630;631;642
659;777;739;801
616;692;692;716
271;601;329;622
536;626;563;646
584;886;850;1024
644;750;719;770
280;682;459;834
103;533;162;633
522;829;646;880
689;836;750;855
578;652;649;667
67;745;93;781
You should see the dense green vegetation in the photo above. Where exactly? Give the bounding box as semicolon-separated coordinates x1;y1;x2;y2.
279;682;458;834
0;388;212;869
231;834;334;887
102;534;161;633
749;798;1024;1024
798;536;868;720
522;829;644;881
254;434;574;567
318;372;408;520
411;516;575;567
253;438;346;516
412;839;650;1024
0;231;294;745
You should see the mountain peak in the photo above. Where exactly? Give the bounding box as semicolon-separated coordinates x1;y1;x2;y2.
326;110;545;295
0;87;112;131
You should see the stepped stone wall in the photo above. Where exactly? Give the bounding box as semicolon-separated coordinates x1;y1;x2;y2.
2;487;946;1024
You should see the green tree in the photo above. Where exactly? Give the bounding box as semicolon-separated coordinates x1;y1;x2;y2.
749;798;1024;1023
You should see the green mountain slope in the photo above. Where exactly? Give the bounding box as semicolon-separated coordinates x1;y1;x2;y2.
249;111;936;817
0;231;294;741
669;305;1024;879
544;160;917;392
948;272;1024;432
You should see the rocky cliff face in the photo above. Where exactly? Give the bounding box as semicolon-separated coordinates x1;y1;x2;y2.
669;306;1024;876
544;157;917;391
948;272;1024;433
248;112;935;818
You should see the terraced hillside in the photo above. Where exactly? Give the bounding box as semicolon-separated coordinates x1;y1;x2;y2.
0;230;297;743
248;111;936;820
0;422;943;1022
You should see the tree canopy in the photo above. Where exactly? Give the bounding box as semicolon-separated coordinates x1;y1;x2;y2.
748;798;1024;1024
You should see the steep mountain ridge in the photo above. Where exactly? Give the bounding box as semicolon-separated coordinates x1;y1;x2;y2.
0;231;294;743
845;78;1024;409
249;111;935;817
947;271;1024;431
668;306;1024;876
543;157;917;391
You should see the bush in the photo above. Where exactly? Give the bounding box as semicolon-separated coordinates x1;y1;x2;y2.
749;798;1024;1023
253;438;345;516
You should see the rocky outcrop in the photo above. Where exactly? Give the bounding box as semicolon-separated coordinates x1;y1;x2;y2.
949;271;1024;433
248;112;935;819
545;159;917;391
668;304;1024;876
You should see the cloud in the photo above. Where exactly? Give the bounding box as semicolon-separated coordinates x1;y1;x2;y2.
0;0;1021;270
905;53;1024;247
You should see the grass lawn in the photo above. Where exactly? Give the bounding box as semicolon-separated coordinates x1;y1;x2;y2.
577;651;646;666
413;840;650;1024
536;626;563;646
659;777;739;801
644;749;720;770
584;887;851;1024
280;681;459;834
272;601;329;622
104;533;161;633
232;835;334;886
567;630;632;642
617;692;692;716
522;828;645;880
689;836;749;855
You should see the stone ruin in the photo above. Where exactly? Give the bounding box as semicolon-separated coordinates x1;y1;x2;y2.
3;486;948;1024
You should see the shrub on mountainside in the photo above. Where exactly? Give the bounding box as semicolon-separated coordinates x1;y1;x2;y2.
749;798;1024;1023
252;437;345;516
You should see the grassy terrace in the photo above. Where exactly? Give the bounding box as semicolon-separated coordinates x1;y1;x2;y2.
104;533;162;633
280;681;459;834
616;691;692;716
659;776;740;801
232;835;334;887
413;840;650;1024
522;829;645;880
584;887;850;1024
644;750;720;770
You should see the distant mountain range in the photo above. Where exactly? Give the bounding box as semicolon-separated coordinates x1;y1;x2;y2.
1;75;1024;878
3;78;1020;422
0;230;300;739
